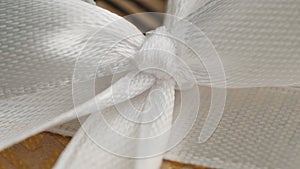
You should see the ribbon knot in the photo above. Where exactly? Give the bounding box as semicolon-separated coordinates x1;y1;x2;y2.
135;26;195;90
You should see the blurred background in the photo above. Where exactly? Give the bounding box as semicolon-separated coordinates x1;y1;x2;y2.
96;0;168;32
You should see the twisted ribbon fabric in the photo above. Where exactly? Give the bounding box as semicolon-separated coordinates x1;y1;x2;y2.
1;0;300;169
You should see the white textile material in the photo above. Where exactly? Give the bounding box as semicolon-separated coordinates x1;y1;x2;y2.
0;0;300;169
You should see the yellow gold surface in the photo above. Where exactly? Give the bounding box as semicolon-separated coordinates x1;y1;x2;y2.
0;132;211;169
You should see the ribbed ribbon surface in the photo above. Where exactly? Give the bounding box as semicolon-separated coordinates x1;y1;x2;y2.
0;0;300;169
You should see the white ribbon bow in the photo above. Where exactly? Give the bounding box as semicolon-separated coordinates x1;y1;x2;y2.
1;0;300;169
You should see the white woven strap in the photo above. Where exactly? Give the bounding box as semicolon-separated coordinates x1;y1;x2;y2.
54;80;175;169
0;0;300;169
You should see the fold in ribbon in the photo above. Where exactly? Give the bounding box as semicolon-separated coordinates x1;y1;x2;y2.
1;0;300;169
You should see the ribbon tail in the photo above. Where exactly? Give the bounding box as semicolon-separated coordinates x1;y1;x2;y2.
53;112;136;169
53;114;166;169
134;80;175;169
54;80;175;169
